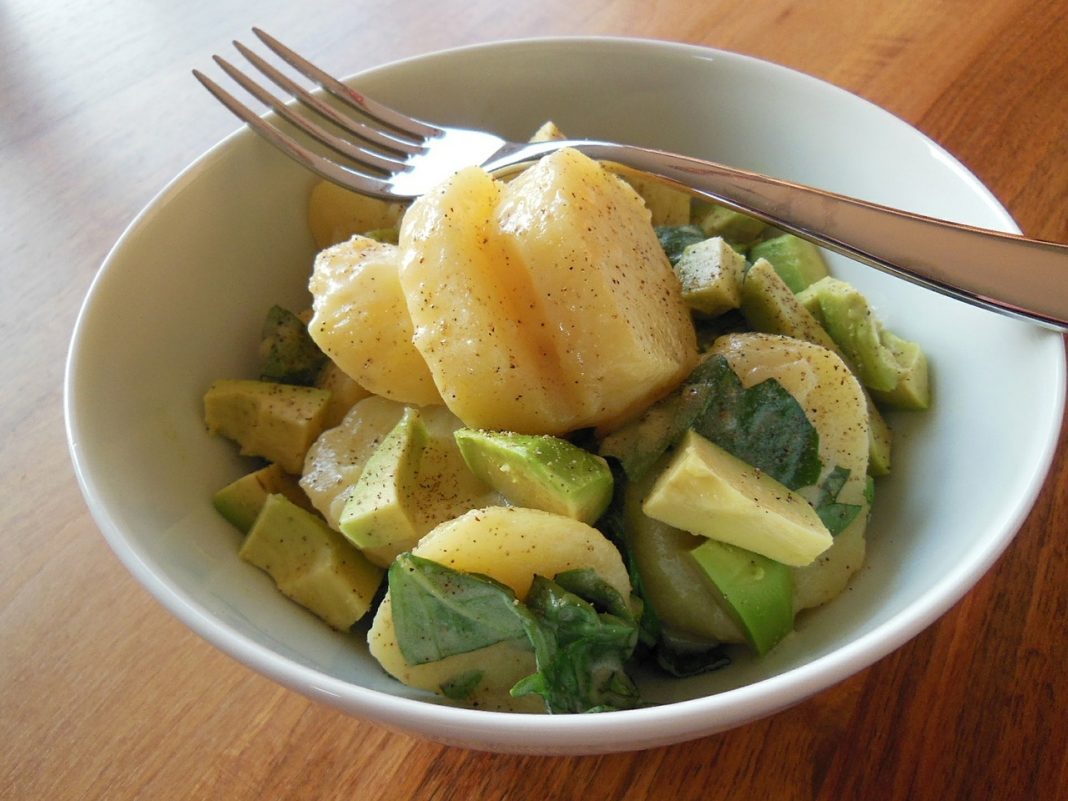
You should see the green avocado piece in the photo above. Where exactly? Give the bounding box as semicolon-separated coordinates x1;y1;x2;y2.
739;259;893;476
673;236;746;317
798;277;930;410
240;493;383;630
692;201;767;246
642;431;833;567
338;407;429;550
741;258;840;349
258;306;327;386
688;539;794;656
870;331;930;409
213;463;313;533
453;429;613;523
203;379;332;474
748;234;829;293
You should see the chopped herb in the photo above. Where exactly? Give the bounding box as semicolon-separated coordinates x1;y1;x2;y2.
692;356;822;491
388;554;527;665
511;576;641;713
813;465;863;535
388;555;643;713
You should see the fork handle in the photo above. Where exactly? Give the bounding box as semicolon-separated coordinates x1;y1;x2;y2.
548;141;1068;331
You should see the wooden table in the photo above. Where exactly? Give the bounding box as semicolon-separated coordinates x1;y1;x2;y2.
3;1;1065;798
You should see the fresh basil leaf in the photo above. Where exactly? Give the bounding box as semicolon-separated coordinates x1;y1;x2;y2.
388;553;528;665
655;224;706;265
390;555;644;712
552;568;637;623
813;465;863;536
511;576;641;713
693;355;822;490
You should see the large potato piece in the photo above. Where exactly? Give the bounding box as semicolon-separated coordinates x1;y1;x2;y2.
398;148;697;435
308;236;442;406
368;506;631;711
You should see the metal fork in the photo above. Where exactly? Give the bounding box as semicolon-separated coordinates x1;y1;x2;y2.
194;29;1068;331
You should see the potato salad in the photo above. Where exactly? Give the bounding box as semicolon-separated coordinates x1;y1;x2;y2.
203;136;930;713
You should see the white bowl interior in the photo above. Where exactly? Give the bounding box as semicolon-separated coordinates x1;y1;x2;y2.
66;38;1065;753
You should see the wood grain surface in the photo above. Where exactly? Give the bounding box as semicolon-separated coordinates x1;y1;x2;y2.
2;1;1065;798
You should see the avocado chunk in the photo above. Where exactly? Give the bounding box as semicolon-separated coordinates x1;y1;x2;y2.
739;258;893;476
642;430;833;567
689;539;794;656
692;201;766;246
871;331;930;410
213;463;314;533
749;234;829;293
203;379;332;474
797;277;930;410
258;305;328;386
672;236;746;317
240;493;383;630
740;258;840;350
453;429;613;524
338;407;429;551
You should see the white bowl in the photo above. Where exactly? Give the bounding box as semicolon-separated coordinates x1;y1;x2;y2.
65;37;1065;754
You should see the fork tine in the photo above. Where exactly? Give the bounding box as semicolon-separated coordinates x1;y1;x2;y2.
192;69;401;201
252;28;441;140
211;56;411;175
231;40;423;157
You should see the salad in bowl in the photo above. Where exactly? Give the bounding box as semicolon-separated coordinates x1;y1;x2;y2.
202;131;930;713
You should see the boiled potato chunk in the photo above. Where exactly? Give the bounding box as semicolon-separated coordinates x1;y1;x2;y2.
367;506;631;711
398;147;697;435
708;333;870;610
308;236;442;406
409;506;631;600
